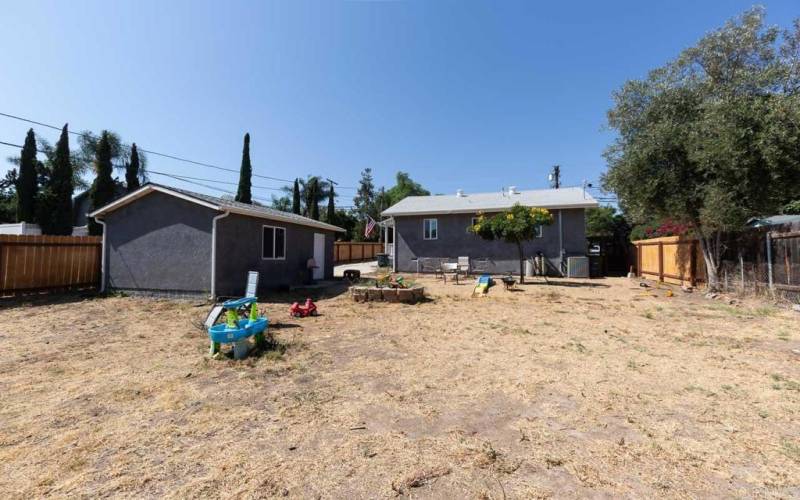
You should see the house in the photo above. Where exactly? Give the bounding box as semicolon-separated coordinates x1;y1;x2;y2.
89;183;345;298
746;214;800;228
72;181;127;228
380;186;598;275
0;183;126;236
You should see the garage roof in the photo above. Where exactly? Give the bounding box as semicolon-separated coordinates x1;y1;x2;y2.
89;183;346;232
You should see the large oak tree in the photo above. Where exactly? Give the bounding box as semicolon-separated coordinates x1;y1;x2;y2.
603;8;800;290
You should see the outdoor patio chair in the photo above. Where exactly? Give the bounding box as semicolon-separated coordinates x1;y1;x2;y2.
420;258;444;277
458;256;471;276
441;262;460;284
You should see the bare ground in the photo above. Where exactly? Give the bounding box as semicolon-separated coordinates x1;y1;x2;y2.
1;277;799;498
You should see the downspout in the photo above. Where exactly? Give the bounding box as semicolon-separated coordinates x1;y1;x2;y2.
558;209;564;276
96;217;107;293
210;211;231;300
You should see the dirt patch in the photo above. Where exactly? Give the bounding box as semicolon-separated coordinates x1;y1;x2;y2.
0;277;799;497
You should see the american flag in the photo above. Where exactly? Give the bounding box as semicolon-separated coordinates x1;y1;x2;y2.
364;215;377;238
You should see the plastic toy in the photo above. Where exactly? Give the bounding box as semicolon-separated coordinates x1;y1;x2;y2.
207;296;269;358
289;298;318;318
473;274;492;296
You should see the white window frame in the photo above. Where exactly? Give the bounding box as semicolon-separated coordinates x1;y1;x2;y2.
423;218;438;240
262;225;287;260
534;225;543;238
468;217;479;234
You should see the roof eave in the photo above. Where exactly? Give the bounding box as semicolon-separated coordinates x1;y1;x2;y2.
225;205;346;232
382;202;599;217
88;184;221;218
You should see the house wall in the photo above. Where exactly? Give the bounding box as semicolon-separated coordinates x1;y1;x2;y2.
104;191;215;293
214;213;336;297
393;209;587;275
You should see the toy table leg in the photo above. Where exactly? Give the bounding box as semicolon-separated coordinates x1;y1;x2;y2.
210;340;220;355
254;332;265;349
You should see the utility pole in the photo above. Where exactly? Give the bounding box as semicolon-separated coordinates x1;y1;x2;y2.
581;179;593;199
549;165;561;189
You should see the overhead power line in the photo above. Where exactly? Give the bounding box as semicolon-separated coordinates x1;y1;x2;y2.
147;170;287;192
151;171;276;204
0;111;357;189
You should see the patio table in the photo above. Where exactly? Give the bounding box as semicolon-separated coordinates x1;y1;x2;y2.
441;262;460;284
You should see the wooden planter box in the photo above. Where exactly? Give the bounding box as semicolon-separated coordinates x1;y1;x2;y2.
349;285;424;304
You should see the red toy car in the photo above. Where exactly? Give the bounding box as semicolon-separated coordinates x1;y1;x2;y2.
289;298;318;318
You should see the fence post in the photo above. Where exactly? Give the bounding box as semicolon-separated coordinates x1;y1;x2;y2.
636;243;641;277
658;241;664;282
689;240;697;286
739;251;745;292
766;232;774;296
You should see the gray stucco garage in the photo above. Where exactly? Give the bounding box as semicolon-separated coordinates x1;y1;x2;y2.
89;183;344;298
381;186;598;275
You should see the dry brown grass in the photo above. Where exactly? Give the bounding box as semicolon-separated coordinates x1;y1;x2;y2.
1;277;799;498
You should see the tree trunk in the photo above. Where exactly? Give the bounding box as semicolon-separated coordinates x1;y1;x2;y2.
696;227;723;292
517;241;525;284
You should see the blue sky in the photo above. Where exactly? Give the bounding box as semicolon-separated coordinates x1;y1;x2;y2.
1;1;797;205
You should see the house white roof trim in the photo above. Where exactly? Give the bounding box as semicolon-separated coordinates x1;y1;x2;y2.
381;186;598;217
89;184;346;233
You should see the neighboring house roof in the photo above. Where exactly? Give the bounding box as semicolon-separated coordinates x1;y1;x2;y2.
381;186;598;217
72;181;127;226
746;214;800;227
89;183;346;232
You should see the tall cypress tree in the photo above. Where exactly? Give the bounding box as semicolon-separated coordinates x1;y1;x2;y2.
292;178;301;214
88;131;115;235
308;178;320;220
16;128;38;222
126;142;141;192
39;124;73;235
236;133;252;204
326;183;335;224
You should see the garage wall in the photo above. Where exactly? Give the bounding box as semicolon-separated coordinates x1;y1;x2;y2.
104;192;215;293
214;213;335;296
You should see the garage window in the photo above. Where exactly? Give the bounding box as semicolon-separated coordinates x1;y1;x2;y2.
262;225;286;260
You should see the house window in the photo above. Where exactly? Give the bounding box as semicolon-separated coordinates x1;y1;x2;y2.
262;225;286;260
423;218;438;240
534;225;543;238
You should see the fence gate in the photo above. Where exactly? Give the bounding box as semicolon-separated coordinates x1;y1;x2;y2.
769;230;800;294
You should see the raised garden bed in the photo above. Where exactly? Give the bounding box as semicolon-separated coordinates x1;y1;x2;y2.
350;285;425;303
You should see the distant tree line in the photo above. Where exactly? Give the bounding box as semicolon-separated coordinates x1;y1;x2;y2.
269;169;430;241
2;124;430;241
2;126;146;235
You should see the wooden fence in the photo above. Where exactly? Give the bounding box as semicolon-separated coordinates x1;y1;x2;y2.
0;235;102;296
334;242;384;264
633;235;706;286
633;226;800;297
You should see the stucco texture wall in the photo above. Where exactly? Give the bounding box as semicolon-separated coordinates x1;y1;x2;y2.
214;213;335;296
393;209;586;275
105;192;215;293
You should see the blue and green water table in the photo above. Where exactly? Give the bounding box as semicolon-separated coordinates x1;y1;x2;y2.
207;296;269;356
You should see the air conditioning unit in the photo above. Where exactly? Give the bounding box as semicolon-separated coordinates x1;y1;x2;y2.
566;256;590;278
